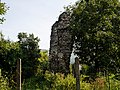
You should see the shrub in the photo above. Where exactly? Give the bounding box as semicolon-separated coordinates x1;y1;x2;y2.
22;71;120;90
22;71;76;90
0;76;11;90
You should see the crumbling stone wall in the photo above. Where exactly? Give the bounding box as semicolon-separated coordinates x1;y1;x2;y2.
49;12;73;74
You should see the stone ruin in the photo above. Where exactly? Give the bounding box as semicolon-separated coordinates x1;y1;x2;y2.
49;12;73;74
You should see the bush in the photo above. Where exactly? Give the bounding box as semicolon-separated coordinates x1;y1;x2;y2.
22;70;120;90
22;71;76;90
0;76;11;90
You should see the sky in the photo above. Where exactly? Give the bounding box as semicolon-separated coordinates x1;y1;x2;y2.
0;0;77;50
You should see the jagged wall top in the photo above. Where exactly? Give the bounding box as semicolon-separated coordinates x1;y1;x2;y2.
52;12;71;30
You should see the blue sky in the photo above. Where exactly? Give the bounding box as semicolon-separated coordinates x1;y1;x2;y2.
1;0;77;49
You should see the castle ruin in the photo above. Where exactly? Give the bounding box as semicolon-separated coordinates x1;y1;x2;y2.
49;12;73;74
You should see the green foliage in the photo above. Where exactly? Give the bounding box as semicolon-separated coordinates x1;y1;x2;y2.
0;2;9;24
0;32;20;88
50;72;76;90
0;32;41;89
22;71;76;90
69;0;120;76
80;75;120;90
18;32;40;80
0;75;11;90
107;75;120;90
22;70;120;90
38;50;49;74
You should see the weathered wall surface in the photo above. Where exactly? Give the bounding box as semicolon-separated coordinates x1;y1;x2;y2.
49;12;73;74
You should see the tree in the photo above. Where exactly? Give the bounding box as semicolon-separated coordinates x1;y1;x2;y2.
0;1;8;24
0;32;41;88
0;32;19;88
18;32;40;80
38;50;48;74
69;0;120;76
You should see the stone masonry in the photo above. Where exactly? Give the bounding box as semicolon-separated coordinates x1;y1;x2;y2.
49;12;73;74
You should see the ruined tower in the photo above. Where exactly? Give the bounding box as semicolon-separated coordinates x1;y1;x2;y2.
49;12;73;74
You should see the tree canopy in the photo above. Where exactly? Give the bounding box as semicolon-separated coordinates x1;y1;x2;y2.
18;32;40;80
0;32;41;88
0;1;8;24
69;0;120;75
